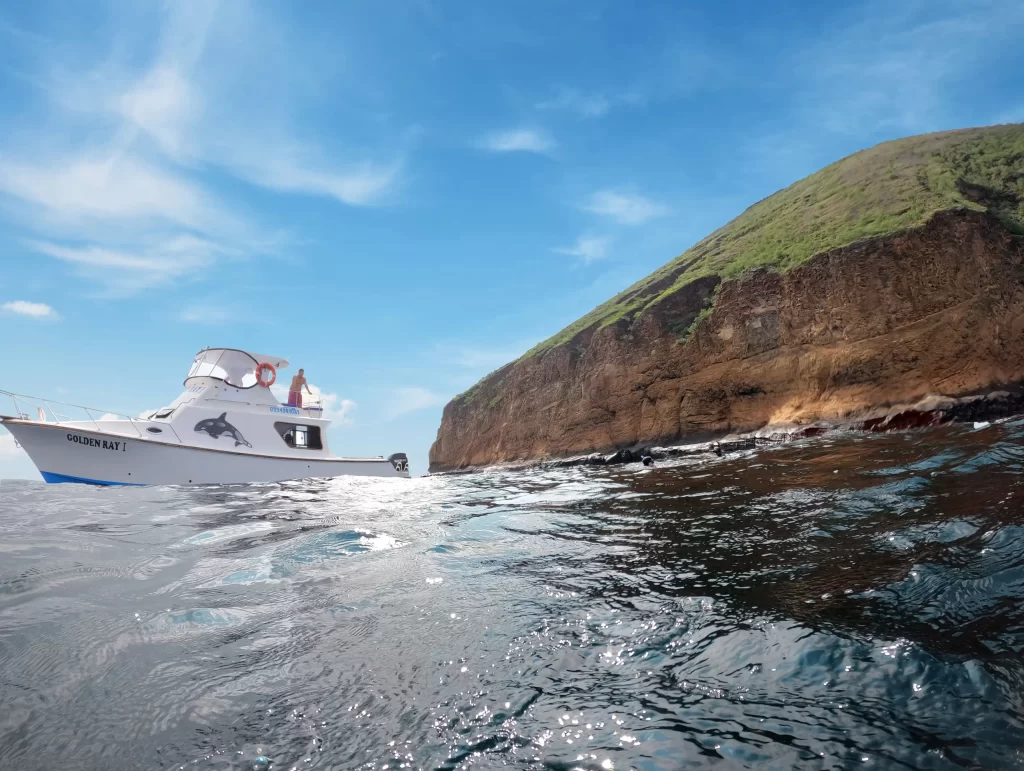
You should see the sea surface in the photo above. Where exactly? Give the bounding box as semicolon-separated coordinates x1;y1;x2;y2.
2;422;1024;770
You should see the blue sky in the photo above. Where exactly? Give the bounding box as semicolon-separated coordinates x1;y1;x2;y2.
1;0;1023;479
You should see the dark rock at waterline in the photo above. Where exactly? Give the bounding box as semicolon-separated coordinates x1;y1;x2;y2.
858;389;1024;433
605;448;636;465
649;445;706;459
431;389;1024;476
545;456;580;468
538;442;728;471
795;426;830;439
716;438;758;453
945;390;1024;423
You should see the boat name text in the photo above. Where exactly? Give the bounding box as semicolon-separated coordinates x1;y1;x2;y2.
67;433;127;452
269;406;301;415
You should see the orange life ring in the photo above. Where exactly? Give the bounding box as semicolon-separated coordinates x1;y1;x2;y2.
255;362;276;387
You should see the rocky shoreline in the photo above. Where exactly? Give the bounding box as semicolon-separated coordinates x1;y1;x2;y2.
430;207;1024;473
430;387;1024;475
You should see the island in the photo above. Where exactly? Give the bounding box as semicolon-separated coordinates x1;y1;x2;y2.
430;123;1024;472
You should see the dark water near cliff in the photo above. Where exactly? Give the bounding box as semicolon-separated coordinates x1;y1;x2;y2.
2;423;1024;770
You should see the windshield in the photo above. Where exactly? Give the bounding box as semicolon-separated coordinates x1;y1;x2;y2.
185;349;260;388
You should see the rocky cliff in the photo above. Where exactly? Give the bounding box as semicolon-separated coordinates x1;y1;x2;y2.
430;125;1024;471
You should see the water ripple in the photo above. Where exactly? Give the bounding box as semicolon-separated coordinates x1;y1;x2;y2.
0;422;1023;769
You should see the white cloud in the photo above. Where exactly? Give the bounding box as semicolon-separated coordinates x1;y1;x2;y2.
0;432;25;458
108;3;403;205
0;152;246;295
228;153;401;206
307;383;356;424
270;383;356;424
476;129;555;154
385;387;445;419
27;235;222;295
553;234;611;263
318;391;357;425
583;190;671;225
0;1;406;298
1;300;58;319
0;154;217;231
118;65;198;159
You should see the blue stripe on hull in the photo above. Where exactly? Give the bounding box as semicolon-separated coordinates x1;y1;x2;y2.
40;471;146;487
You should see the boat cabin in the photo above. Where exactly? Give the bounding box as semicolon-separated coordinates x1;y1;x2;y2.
135;347;334;456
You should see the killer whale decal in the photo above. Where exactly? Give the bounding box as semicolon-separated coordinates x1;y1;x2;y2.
194;413;252;448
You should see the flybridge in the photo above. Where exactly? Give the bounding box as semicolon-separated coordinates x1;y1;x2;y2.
184;348;289;389
1;347;410;485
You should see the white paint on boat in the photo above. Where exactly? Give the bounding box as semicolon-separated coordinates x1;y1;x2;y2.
1;347;410;485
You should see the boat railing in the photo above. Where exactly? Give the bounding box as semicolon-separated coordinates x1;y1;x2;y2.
0;389;186;444
270;387;325;416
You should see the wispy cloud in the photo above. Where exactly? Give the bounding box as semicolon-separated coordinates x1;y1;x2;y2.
0;154;221;231
788;0;1024;137
27;236;223;295
0;147;259;294
117;65;199;159
228;154;402;206
476;128;555;154
312;386;356;425
386;387;445;419
0;1;407;297
425;339;533;396
553;234;611;263
438;341;532;372
111;4;405;205
583;190;670;225
536;88;610;118
1;300;59;319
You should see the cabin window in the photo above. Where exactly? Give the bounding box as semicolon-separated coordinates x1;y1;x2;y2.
154;407;176;420
274;422;323;450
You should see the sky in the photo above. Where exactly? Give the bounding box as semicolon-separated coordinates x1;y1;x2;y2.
1;0;1023;480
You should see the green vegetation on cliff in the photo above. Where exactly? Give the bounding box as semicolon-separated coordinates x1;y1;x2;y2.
525;123;1024;359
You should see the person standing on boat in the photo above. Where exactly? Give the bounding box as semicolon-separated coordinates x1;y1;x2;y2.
288;369;312;408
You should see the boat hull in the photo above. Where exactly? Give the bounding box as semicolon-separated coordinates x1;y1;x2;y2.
2;420;408;485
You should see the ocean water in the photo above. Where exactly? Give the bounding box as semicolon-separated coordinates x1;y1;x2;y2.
1;422;1023;770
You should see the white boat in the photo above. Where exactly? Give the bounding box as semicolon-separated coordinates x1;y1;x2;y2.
0;347;410;486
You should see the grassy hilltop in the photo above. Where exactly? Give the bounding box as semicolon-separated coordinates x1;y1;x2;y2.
525;123;1024;359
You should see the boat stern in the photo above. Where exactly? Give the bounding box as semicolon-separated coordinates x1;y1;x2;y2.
388;453;411;478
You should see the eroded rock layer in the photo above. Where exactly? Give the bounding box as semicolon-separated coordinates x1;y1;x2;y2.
430;211;1024;471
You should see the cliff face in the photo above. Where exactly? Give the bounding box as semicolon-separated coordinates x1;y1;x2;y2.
430;210;1024;470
